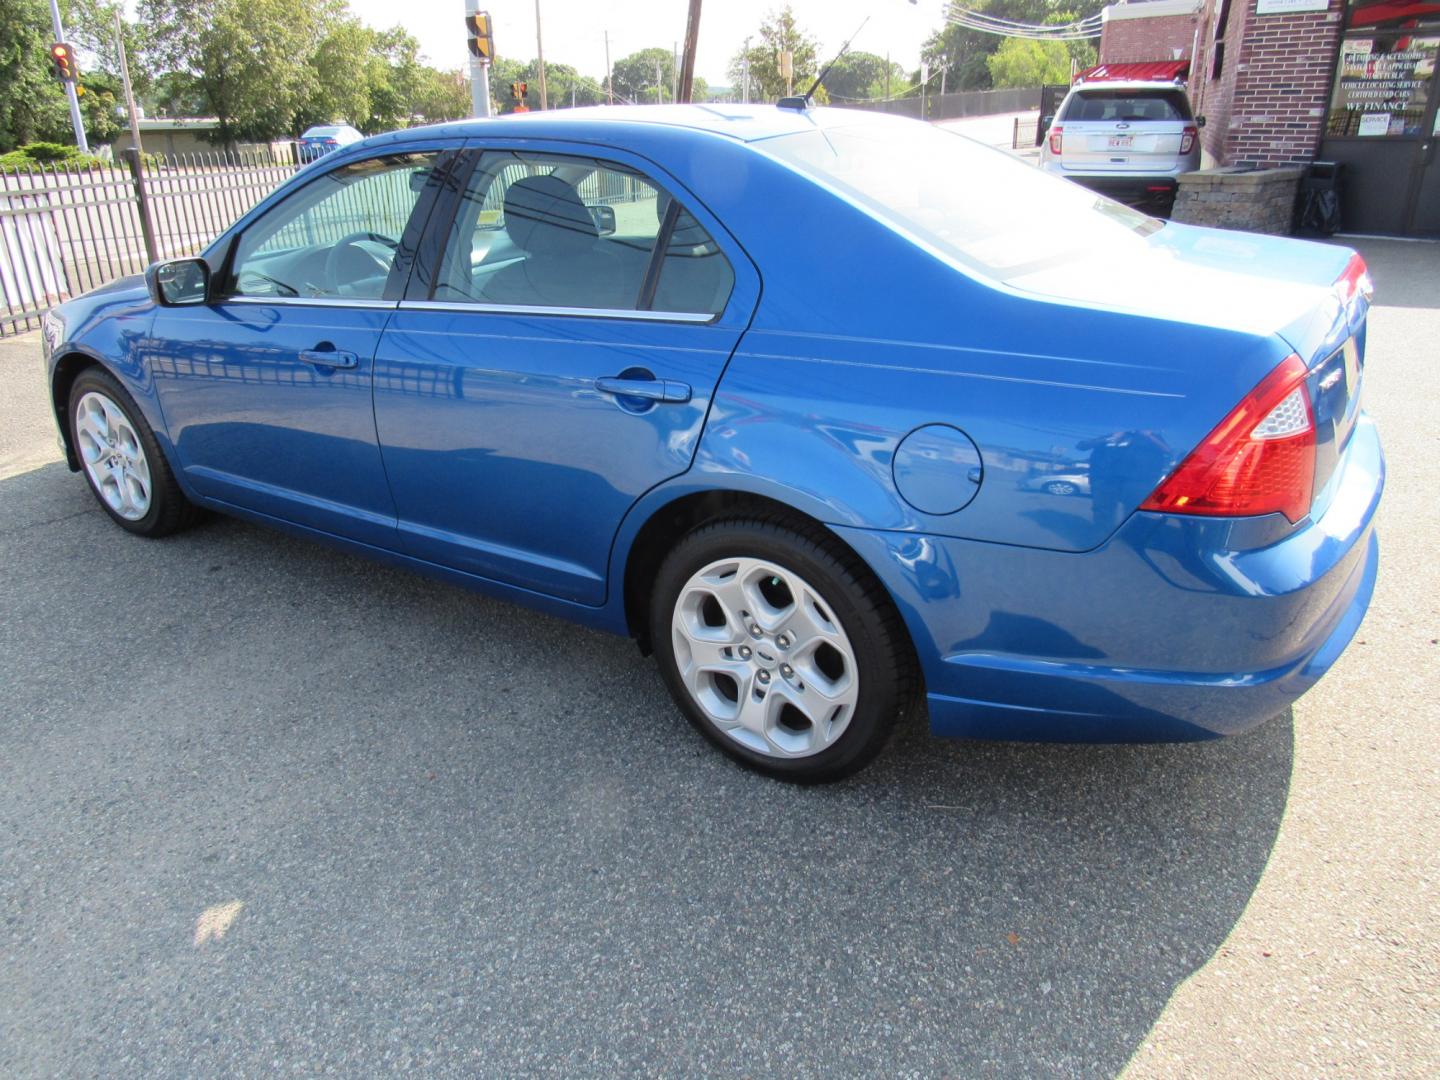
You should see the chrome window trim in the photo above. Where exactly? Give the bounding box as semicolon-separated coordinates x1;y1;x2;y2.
224;296;399;310
397;300;717;324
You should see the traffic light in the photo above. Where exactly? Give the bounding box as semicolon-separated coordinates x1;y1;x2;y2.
465;11;494;61
49;42;78;84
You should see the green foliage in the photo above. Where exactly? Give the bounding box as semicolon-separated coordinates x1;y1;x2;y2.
1;0;73;152
135;0;478;144
819;50;906;102
0;0;134;151
487;57;604;113
922;1;1106;93
0;142;105;169
727;5;821;102
611;47;676;105
986;38;1073;89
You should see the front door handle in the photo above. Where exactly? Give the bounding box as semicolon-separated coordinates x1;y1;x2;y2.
299;348;358;369
595;375;691;404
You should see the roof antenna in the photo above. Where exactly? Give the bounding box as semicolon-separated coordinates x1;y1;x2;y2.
778;15;870;111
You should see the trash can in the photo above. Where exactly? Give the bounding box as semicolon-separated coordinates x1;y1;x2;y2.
1294;161;1344;236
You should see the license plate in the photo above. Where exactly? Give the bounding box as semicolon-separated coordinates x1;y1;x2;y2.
1107;135;1134;149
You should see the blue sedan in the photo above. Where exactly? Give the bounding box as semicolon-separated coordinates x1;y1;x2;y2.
41;105;1383;781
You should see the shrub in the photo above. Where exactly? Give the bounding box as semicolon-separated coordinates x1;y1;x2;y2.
0;143;106;170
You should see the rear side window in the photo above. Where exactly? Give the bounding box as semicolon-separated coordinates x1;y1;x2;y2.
764;122;1162;284
1062;90;1193;122
431;150;734;316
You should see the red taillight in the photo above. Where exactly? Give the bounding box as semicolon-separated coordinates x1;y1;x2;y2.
323;138;339;145
1335;253;1373;308
1141;354;1316;524
1179;125;1197;154
1048;124;1063;155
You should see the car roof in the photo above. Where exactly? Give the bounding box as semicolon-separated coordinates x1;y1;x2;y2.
401;103;896;146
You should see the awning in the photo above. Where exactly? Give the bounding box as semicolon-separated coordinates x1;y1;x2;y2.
1075;61;1190;85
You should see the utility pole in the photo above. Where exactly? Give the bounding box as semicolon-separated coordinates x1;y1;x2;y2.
604;29;613;105
672;42;678;104
655;61;663;104
742;37;751;104
677;0;702;103
534;0;548;110
47;0;88;153
885;52;891;100
113;11;143;156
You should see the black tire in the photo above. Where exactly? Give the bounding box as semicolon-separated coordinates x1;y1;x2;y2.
650;515;916;783
67;367;199;537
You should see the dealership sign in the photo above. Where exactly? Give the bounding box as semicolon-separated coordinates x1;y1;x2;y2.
1256;0;1330;13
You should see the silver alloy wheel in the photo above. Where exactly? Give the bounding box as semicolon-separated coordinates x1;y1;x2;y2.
671;556;860;758
75;391;152;521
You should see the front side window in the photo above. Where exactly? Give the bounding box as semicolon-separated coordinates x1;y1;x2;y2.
432;150;734;316
228;151;440;300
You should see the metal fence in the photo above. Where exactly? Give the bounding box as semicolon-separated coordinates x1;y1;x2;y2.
0;147;300;337
837;87;1044;123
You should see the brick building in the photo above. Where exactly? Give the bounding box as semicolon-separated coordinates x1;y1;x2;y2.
1096;0;1440;235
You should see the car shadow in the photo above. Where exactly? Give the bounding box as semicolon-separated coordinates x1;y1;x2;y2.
1335;236;1440;309
1;462;1291;1079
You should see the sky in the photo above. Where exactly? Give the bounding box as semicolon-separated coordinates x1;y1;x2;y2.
344;0;952;89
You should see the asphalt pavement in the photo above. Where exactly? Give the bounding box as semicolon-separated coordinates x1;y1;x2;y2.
1;238;1435;1078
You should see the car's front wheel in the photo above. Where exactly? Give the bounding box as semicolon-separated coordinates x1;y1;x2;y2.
651;517;914;782
68;367;198;537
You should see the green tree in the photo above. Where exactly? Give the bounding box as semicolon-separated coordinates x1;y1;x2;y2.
0;0;132;151
612;47;674;104
818;50;905;102
138;0;321;146
77;69;123;145
921;1;1105;93
293;16;376;133
407;66;470;124
986;37;1072;88
145;71;207;118
1;0;68;152
727;5;821;102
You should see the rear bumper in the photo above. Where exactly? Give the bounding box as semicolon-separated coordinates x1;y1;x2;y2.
1061;173;1180;212
835;415;1384;743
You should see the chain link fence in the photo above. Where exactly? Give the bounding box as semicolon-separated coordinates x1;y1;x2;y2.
1;147;301;337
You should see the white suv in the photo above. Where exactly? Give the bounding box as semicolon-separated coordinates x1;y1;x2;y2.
1039;80;1203;215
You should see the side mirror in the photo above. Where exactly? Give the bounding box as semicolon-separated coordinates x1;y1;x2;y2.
1196;115;1207;128
146;258;211;306
588;204;617;236
1040;114;1055;132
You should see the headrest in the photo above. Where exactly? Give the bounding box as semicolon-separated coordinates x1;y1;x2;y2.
504;175;598;255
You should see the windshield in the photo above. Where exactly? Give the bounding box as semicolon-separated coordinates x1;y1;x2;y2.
760;120;1162;283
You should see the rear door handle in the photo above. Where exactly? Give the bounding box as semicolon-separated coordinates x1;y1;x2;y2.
594;376;691;404
299;349;358;369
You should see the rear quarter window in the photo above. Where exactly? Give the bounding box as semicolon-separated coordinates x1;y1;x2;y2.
1062;90;1193;122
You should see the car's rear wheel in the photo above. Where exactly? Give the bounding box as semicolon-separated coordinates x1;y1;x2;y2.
69;368;198;537
651;517;914;782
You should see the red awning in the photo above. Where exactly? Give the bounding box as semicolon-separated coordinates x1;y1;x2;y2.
1348;0;1440;25
1075;61;1190;85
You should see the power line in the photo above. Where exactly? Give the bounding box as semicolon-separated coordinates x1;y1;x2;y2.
945;5;1102;40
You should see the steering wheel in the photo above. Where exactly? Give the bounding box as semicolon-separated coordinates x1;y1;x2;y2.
322;231;400;294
